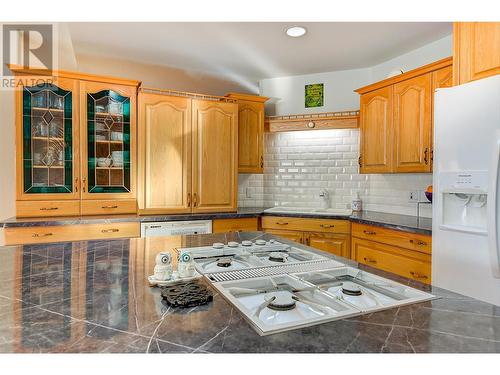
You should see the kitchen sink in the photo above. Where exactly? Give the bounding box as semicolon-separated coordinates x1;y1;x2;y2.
264;207;352;216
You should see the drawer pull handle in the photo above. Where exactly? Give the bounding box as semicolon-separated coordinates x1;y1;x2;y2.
101;229;120;233
32;233;53;238
40;207;58;211
409;239;427;246
363;230;376;235
276;222;289;225
410;271;428;279
101;205;118;209
363;257;377;264
320;224;334;228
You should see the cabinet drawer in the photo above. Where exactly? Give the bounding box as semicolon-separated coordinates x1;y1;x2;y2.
16;200;80;218
3;222;140;245
261;216;350;234
306;232;350;259
352;237;431;284
213;217;259;233
352;223;431;254
81;200;137;215
263;229;304;244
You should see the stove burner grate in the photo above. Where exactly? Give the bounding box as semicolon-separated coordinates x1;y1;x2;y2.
265;292;297;311
217;257;232;268
268;252;289;263
161;281;213;308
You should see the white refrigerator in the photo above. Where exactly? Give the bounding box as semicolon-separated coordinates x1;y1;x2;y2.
433;74;500;306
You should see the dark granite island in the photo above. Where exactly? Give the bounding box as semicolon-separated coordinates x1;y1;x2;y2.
0;232;498;353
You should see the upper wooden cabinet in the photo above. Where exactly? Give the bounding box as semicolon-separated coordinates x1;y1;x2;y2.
359;86;393;173
138;91;238;214
393;74;432;173
454;22;500;85
356;57;452;174
138;93;192;214
192;99;238;213
225;93;268;174
12;66;140;217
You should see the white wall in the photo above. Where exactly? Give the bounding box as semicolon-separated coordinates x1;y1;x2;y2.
370;35;453;82
260;34;453;115
260;68;372;116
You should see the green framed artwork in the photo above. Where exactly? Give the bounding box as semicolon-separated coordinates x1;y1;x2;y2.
305;83;324;108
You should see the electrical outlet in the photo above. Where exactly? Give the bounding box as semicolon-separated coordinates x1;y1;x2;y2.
407;191;420;203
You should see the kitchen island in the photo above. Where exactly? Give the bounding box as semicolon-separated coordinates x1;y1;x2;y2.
0;232;498;353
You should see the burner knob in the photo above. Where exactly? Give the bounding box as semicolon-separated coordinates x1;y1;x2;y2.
269;239;276;244
227;241;239;248
212;243;224;249
241;240;253;246
255;239;267;246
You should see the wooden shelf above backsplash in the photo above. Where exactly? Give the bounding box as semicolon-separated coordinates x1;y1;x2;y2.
265;110;359;132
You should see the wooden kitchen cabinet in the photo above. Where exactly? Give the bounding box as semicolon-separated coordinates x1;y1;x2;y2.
359;86;393;173
138;93;192;214
11;66;140;217
213;217;259;233
305;232;350;258
263;229;305;244
393;74;432;173
3;222;140;245
261;216;351;257
351;223;432;284
454;22;500;85
138;91;238;214
80;80;137;215
225;93;268;174
356;57;452;174
192;99;238;213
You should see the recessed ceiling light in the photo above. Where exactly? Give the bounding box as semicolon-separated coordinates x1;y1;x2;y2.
286;26;307;38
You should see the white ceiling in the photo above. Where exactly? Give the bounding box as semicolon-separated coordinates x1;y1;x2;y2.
68;22;452;81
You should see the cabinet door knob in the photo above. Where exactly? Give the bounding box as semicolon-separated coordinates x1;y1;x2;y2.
363;257;377;264
260;155;264;169
276;222;289;225
424;148;429;165
39;207;58;211
193;193;198;207
409;239;427;246
187;193;191;207
82;177;86;193
75;177;78;193
101;205;118;209
32;233;53;238
363;230;376;235
101;229;120;233
319;224;334;228
410;271;428;279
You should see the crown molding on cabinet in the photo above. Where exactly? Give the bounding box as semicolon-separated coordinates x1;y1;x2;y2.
8;64;141;87
354;56;452;95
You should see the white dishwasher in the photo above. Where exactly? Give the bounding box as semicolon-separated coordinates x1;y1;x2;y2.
140;220;212;238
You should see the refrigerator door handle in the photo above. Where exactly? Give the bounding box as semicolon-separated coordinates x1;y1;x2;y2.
488;134;500;278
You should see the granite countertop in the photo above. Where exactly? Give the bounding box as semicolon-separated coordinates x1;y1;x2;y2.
1;208;432;235
0;232;497;353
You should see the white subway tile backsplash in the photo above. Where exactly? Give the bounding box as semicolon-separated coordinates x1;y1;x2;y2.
237;129;432;217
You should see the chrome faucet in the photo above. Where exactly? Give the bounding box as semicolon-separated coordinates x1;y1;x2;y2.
318;189;330;209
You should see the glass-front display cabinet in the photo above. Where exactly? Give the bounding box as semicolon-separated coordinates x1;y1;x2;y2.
16;77;81;217
13;67;138;218
80;81;137;216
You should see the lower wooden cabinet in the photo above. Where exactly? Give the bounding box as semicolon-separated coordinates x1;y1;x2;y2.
262;216;351;258
305;232;350;258
3;222;140;245
263;229;304;244
213;217;259;233
351;223;432;284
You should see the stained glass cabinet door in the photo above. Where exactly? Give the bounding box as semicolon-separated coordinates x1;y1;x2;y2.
16;77;80;202
80;81;136;201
